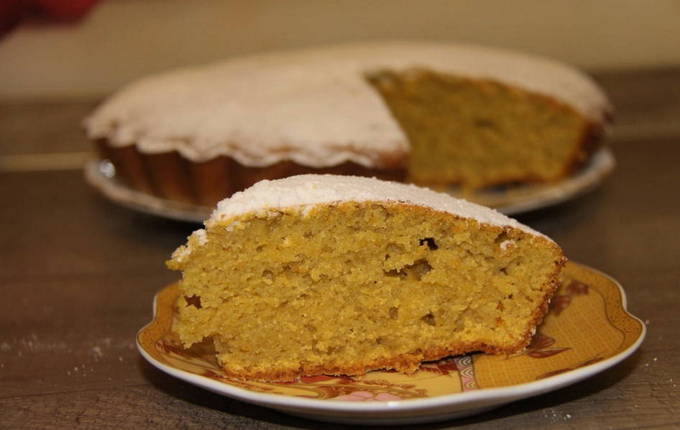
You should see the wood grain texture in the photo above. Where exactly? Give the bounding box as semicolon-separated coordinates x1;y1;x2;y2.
1;68;679;429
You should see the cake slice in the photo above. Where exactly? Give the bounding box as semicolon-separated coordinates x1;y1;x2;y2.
167;175;565;381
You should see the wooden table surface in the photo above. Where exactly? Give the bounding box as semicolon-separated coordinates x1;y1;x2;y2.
1;68;679;429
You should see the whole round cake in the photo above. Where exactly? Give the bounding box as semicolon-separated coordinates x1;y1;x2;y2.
85;41;611;206
168;174;566;381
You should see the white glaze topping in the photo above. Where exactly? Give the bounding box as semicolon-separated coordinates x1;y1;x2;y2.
85;41;610;166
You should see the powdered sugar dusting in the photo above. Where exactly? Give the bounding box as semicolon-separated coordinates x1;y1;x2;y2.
207;175;546;238
170;245;191;263
194;229;208;245
172;229;209;261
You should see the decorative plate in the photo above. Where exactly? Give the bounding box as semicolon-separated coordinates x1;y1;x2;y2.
86;149;615;222
137;262;644;425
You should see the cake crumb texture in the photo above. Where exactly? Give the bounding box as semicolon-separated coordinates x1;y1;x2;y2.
369;70;599;189
168;175;564;381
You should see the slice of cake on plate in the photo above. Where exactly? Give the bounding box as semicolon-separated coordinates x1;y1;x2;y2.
167;175;565;381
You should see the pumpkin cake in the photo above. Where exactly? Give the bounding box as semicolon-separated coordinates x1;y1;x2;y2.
167;175;566;381
85;41;611;206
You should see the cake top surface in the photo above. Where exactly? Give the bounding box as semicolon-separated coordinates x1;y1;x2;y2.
206;174;545;238
85;41;611;167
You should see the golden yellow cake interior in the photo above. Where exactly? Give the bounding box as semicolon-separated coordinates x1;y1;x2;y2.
368;70;593;189
167;176;564;381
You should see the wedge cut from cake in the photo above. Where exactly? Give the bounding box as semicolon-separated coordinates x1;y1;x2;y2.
167;175;565;381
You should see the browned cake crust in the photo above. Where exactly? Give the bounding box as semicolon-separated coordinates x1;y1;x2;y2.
565;120;608;175
95;139;406;206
